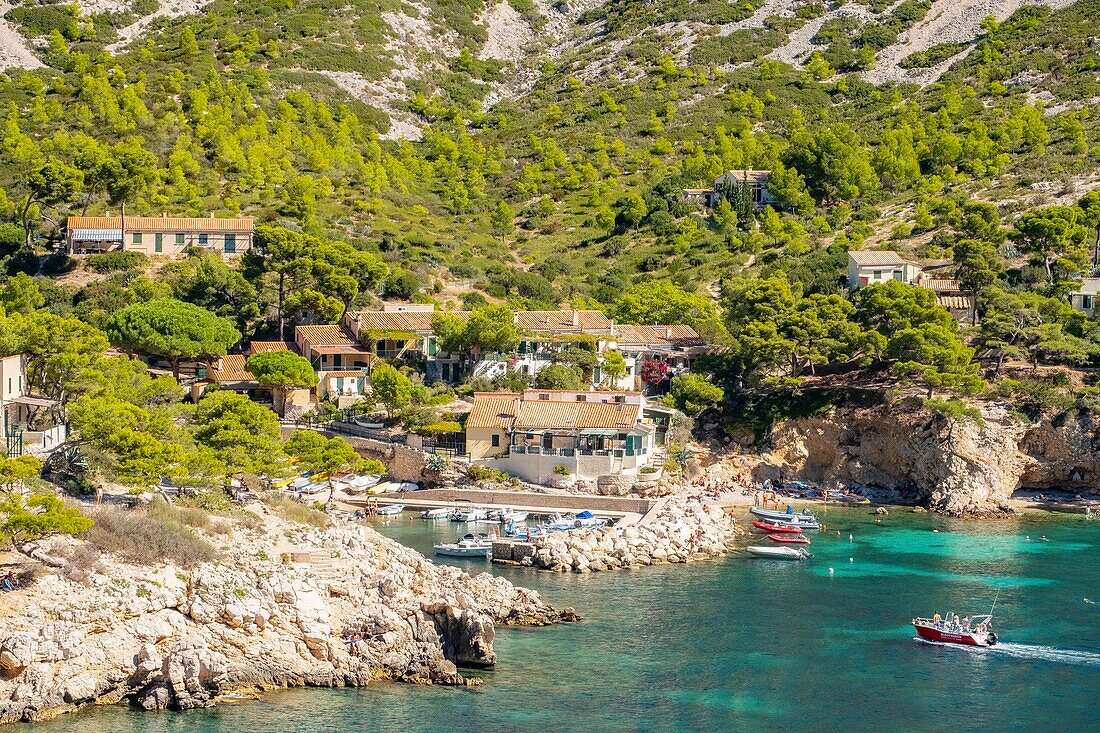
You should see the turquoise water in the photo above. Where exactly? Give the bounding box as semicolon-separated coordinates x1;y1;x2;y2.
34;509;1100;732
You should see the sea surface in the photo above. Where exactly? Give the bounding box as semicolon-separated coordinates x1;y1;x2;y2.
33;507;1100;733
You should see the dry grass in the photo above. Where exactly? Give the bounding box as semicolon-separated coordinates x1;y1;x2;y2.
83;501;218;567
262;494;331;528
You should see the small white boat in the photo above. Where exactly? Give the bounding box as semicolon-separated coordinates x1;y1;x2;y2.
489;507;529;522
352;416;386;429
749;506;821;529
343;474;382;494
545;511;607;531
421;507;451;519
746;545;811;560
451;507;490;522
434;533;493;558
375;503;404;516
396;481;419;492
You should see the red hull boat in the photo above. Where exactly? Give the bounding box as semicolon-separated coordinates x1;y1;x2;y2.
768;533;810;545
752;520;804;534
913;614;997;647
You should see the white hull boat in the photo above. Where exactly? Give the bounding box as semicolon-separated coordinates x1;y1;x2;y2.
451;508;490;522
490;508;529;522
434;534;493;558
375;503;404;516
545;511;607;531
746;545;811;560
749;506;820;529
421;507;451;519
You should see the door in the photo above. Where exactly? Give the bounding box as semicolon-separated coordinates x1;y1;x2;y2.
154;233;163;253
542;433;553;453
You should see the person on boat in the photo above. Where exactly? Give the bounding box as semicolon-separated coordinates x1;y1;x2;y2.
932;612;942;625
962;615;970;630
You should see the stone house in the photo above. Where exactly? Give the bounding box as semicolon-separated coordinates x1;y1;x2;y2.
683;170;774;209
66;215;254;257
465;389;659;484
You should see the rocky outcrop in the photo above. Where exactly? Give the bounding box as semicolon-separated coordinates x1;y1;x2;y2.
0;517;569;724
522;499;738;573
757;404;1100;516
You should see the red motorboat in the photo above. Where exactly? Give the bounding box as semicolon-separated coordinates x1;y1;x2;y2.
752;520;804;534
913;613;997;647
767;533;810;545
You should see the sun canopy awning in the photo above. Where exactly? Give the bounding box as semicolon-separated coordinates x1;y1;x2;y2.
70;228;122;241
309;345;373;355
11;395;57;408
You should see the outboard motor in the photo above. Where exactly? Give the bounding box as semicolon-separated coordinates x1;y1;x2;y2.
987;632;998;646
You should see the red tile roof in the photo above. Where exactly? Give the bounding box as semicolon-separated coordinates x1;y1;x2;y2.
68;216;254;232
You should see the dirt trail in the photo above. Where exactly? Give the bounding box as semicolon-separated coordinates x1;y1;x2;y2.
0;2;44;70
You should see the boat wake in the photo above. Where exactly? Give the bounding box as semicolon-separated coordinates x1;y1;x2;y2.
915;638;1100;667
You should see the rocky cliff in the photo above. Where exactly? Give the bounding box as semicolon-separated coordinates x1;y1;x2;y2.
0;513;570;724
753;404;1100;516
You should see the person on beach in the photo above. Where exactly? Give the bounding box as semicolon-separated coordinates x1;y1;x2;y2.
1;572;14;592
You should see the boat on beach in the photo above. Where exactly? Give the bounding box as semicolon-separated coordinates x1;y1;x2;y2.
434;533;493;558
767;533;810;545
375;503;404;516
913;613;997;647
750;506;820;529
746;545;812;560
752;520;805;534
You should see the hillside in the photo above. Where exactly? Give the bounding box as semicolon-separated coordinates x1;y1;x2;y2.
0;0;1094;309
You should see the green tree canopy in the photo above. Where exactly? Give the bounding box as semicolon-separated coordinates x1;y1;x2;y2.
285;430;377;475
105;298;241;378
1;493;93;553
855;280;956;335
247;350;319;389
191;390;285;475
533;363;585;390
613;281;728;343
667;373;724;414
1012;206;1090;285
370;362;413;416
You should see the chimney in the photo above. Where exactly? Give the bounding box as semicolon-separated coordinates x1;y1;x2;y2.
572;310;580;327
665;326;672;338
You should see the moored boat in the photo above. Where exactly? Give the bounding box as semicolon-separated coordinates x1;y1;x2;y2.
375;503;404;516
752;520;805;534
767;533;810;545
451;507;490;522
434;533;493;558
913;613;997;647
750;506;820;529
420;507;451;519
746;545;811;560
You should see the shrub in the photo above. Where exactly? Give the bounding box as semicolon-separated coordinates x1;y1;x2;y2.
263;494;329;528
83;503;217;567
87;251;148;273
415;420;463;437
468;465;509;483
924;397;984;424
552;464;570;476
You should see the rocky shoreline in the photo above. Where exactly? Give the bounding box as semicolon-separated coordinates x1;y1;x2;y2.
0;508;574;725
515;499;739;573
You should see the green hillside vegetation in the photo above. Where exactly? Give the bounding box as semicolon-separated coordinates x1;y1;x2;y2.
0;0;1091;484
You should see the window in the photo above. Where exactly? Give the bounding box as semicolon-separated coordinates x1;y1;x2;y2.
198;233;208;245
132;232;142;244
224;234;236;253
893;270;905;282
175;233;185;245
614;395;626;403
154;233;163;253
539;393;549;401
491;434;500;448
576;394;586;402
1084;295;1094;310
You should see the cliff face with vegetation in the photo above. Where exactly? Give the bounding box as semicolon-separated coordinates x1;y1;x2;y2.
759;404;1100;514
0;511;569;724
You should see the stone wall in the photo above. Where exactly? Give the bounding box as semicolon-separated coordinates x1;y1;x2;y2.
329;434;428;483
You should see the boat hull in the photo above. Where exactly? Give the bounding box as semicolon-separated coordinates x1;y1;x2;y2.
434;547;491;558
749;507;820;528
913;623;996;647
746;545;811;560
767;533;810;545
753;520;804;534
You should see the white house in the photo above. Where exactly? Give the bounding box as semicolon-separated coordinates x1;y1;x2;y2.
465;389;658;484
1069;278;1100;318
847;251;922;288
0;354;66;457
66;215;254;257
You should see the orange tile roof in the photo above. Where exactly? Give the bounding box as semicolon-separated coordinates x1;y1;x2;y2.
249;341;296;354
919;278;962;293
209;354;254;383
848;250;908;266
352;310;469;332
295;325;358;347
515;400;640;431
466;392;521;430
516;310;613;333
324;370;368;378
67;216;254;232
613;324;705;348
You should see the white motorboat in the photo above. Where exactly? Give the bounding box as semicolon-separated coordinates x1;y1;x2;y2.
746;545;811;560
545;511;607;531
749;506;821;529
490;507;529;523
434;533;493;558
343;474;382;494
375;503;404;516
451;507;490;522
421;507;451;519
